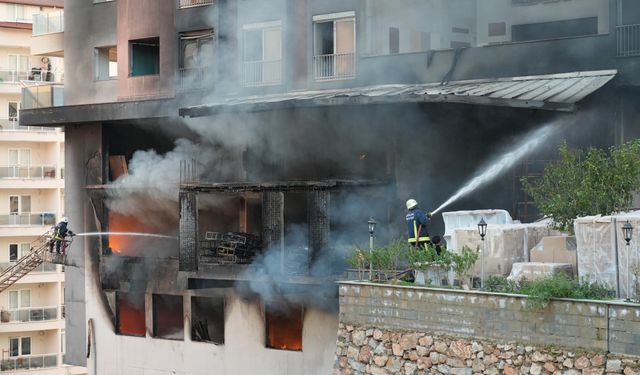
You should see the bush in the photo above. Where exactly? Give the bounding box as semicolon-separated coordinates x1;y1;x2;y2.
485;274;615;310
522;140;640;233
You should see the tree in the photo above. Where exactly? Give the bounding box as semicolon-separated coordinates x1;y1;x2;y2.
522;140;640;233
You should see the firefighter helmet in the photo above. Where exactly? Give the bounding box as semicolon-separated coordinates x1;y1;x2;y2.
61;217;69;223
406;199;418;210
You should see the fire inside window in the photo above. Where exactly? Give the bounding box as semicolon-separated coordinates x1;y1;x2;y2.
265;304;303;351
116;292;145;337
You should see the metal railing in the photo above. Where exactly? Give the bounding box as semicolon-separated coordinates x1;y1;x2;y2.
0;262;57;273
242;60;282;87
179;0;214;8
0;213;56;226
0;165;57;179
0;119;59;132
0;354;57;371
32;10;64;36
617;24;640;57
4;306;58;323
313;52;356;81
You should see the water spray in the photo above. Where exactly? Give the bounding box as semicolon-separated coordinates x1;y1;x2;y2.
75;232;178;240
431;123;558;215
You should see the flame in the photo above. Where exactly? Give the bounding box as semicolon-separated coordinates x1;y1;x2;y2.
118;295;145;336
108;212;156;254
266;308;303;351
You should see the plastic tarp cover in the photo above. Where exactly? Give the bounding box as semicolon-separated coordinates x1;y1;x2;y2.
451;221;560;277
508;262;573;281
442;209;513;243
575;212;640;300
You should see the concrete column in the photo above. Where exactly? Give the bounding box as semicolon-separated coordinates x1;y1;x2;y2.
179;190;198;272
262;191;284;270
308;190;330;261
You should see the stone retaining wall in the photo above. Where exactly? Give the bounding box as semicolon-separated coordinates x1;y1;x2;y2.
334;282;640;374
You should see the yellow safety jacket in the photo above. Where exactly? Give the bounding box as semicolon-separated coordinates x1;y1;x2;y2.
407;219;430;245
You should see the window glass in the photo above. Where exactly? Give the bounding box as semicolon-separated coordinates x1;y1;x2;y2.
20;290;30;308
21;196;31;213
9;291;18;309
21;337;30;355
9;244;18;262
9;338;18;357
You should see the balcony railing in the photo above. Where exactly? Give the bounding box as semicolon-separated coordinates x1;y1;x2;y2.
32;10;64;36
3;306;58;323
0;213;56;226
0;165;57;179
242;60;282;87
617;24;640;57
0;262;57;273
0;118;59;132
0;354;57;371
313;52;356;81
21;83;64;109
179;0;214;8
0;70;28;83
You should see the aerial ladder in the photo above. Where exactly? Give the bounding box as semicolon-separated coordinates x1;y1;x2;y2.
0;229;72;294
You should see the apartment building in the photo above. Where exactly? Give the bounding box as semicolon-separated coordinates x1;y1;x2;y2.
0;1;75;374
17;0;640;374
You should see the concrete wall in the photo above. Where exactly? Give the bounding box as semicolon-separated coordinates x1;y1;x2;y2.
64;0;117;105
339;282;640;356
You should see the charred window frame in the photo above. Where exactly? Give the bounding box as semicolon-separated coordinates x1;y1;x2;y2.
129;37;160;77
152;294;184;340
191;296;225;344
264;304;303;351
179;30;215;90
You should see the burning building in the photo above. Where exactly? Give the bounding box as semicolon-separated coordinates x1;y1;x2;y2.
17;0;640;374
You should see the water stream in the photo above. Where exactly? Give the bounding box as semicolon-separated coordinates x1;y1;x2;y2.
431;123;558;215
75;232;178;240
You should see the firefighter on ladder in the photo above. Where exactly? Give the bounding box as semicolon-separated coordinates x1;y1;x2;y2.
405;199;432;250
49;217;74;254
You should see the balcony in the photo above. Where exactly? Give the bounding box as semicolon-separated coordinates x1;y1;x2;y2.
0;166;57;179
179;67;214;91
2;306;58;323
0;118;58;132
32;11;63;36
242;60;282;87
0;213;56;227
31;11;64;57
21;84;64;109
0;263;57;273
313;53;356;81
179;0;214;8
617;24;640;57
0;354;57;372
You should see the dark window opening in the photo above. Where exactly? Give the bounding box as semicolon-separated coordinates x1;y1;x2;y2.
265;304;303;351
512;17;598;42
153;294;184;340
389;27;399;54
619;0;640;26
130;37;159;76
179;30;215;90
315;21;334;55
9;244;17;262
191;296;224;344
116;292;145;336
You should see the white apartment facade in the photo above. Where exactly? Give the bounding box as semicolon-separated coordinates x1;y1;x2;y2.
0;1;80;374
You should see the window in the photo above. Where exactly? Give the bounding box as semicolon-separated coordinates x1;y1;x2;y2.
129;37;159;76
179;30;214;89
9;195;31;213
152;294;183;340
8;150;31;178
116;292;145;336
8;102;18;121
9;243;29;262
9;290;31;310
389;27;399;54
265;304;303;351
313;12;356;81
95;46;117;80
3;4;28;23
9;337;31;357
488;22;506;37
61;329;65;353
242;21;282;86
512;17;598;42
191;296;224;344
8;55;29;81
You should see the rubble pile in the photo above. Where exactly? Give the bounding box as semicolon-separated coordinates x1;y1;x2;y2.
333;324;640;375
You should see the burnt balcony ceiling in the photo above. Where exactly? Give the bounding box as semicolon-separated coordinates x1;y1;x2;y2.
180;179;388;193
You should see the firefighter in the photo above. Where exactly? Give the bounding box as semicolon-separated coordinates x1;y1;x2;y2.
405;199;432;250
49;217;74;254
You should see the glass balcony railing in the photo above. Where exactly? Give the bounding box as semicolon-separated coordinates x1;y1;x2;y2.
0;354;57;371
32;11;63;36
0;70;28;83
0;118;59;132
0;165;58;179
0;262;57;273
2;306;58;323
0;213;56;226
21;84;64;109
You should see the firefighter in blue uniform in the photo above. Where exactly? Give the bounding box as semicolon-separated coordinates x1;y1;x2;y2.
405;199;431;249
49;217;73;254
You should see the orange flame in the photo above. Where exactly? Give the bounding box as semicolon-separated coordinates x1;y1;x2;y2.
108;212;156;254
266;308;303;351
118;295;145;336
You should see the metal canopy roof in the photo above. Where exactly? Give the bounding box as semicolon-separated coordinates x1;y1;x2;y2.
179;70;616;117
